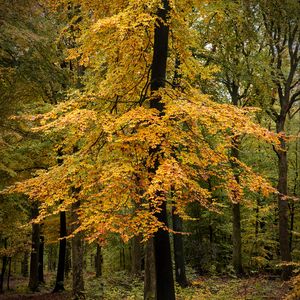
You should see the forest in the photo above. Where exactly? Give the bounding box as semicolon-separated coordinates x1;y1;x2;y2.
0;0;300;299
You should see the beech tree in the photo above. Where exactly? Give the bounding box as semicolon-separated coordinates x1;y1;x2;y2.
259;0;300;280
4;1;282;298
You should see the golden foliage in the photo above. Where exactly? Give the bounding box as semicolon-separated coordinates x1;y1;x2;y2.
3;1;280;242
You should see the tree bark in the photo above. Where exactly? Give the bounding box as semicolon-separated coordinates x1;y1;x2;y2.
229;85;243;277
95;244;103;278
0;239;8;294
131;235;142;276
65;241;71;278
153;202;174;300
290;134;299;252
172;208;188;287
144;239;156;300
232;203;243;275
38;235;45;283
28;205;40;292
48;245;57;272
53;211;67;293
7;257;11;291
71;201;85;299
146;1;175;299
276;118;292;280
21;252;29;277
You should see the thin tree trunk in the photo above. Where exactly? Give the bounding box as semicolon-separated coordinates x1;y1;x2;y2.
95;244;103;278
38;235;44;283
53;211;67;292
144;239;156;300
232;203;243;275
172;208;188;287
0;239;8;294
230;86;243;277
28;204;40;292
289;203;295;252
48;245;52;272
231;146;243;276
276;119;292;280
290;134;299;251
65;241;71;278
7;257;11;291
22;252;29;277
255;199;260;238
71;201;85;299
131;236;142;276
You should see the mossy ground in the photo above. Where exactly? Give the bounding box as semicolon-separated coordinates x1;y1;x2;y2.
0;272;292;299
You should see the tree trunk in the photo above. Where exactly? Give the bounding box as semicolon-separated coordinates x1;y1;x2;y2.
231;145;243;276
276;118;292;280
290;134;298;252
232;203;243;275
71;201;85;299
21;252;29;277
53;211;67;293
120;245;125;270
144;239;156;300
153;202;175;300
65;241;71;278
0;239;8;294
172;208;188;287
48;245;57;272
147;1;175;299
131;235;142;276
28;205;40;292
229;86;243;277
95;244;103;278
38;235;45;283
289;203;295;252
7;257;11;291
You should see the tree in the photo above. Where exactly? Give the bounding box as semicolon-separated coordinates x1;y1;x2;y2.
28;204;40;292
5;1;280;297
172;207;188;287
53;210;67;293
0;1;67;293
147;0;176;298
258;0;300;279
71;201;85;299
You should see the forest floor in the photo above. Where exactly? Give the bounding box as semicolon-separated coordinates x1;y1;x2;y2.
0;272;292;300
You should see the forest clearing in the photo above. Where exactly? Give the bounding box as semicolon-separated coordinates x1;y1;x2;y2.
0;0;300;299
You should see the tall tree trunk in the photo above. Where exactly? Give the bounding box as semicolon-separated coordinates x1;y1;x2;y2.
131;236;142;276
71;201;85;300
147;1;175;299
21;252;29;277
230;86;243;276
65;241;71;278
276;118;292;280
144;239;156;300
172;208;188;287
53;211;67;292
7;257;11;291
38;235;45;283
153;202;174;299
0;239;8;294
232;203;243;275
231;145;243;276
28;204;40;292
119;244;126;270
290;133;299;252
48;245;57;272
95;244;103;278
